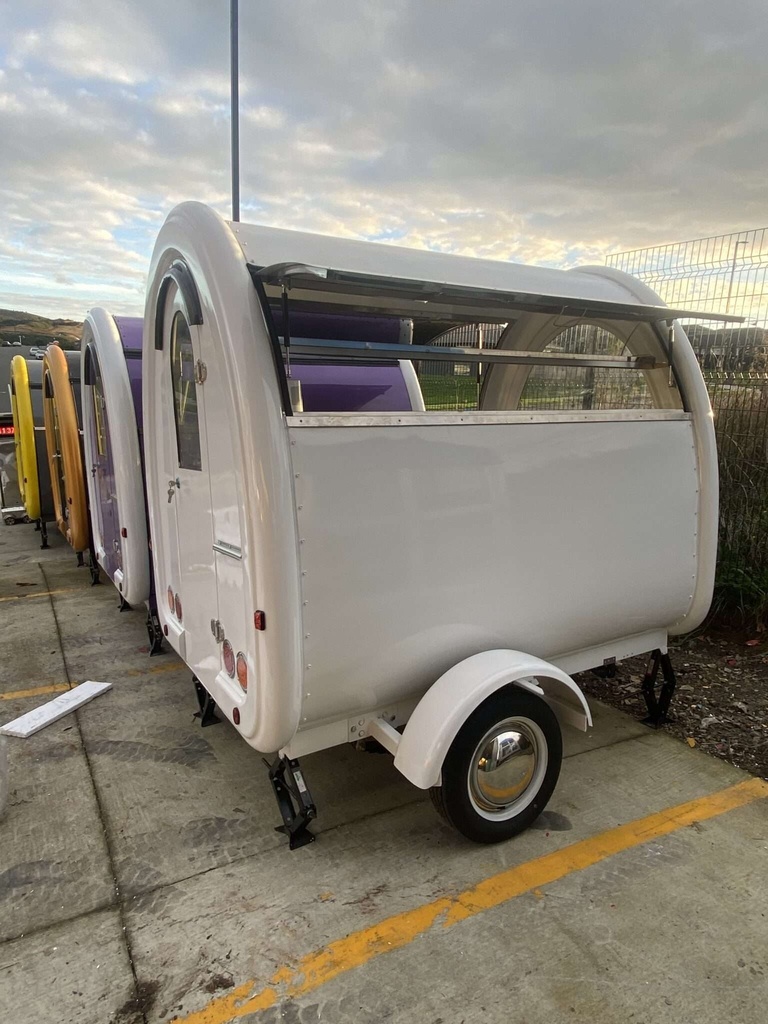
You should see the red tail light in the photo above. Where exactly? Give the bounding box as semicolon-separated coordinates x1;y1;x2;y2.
236;652;248;692
174;593;183;621
167;586;174;613
223;639;235;677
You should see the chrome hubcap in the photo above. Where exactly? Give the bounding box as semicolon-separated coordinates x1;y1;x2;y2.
468;717;546;819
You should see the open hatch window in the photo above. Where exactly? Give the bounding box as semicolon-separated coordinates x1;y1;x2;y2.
250;261;743;417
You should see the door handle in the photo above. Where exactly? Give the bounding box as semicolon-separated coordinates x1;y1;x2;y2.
167;477;180;503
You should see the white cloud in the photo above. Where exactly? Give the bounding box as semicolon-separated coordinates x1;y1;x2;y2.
0;0;766;318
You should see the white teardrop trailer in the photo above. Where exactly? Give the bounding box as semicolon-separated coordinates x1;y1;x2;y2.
144;202;735;848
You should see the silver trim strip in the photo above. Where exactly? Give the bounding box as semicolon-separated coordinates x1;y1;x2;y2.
288;410;693;428
282;338;664;370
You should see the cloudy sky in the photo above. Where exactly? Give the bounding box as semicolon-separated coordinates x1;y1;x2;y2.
1;0;766;319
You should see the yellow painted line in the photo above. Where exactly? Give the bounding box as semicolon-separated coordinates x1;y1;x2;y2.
0;588;77;603
175;777;768;1024
124;663;182;678
0;682;71;701
0;664;181;700
144;662;183;676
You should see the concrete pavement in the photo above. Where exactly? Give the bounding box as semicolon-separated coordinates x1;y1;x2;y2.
0;522;766;1024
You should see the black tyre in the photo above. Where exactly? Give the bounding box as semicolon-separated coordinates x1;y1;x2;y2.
430;687;562;844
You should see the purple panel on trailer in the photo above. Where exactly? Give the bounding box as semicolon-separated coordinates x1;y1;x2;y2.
271;310;411;345
114;316;143;426
272;313;415;411
291;361;412;412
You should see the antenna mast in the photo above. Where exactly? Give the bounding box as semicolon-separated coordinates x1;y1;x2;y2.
230;0;240;221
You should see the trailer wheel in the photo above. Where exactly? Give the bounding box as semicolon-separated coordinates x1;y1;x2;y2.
430;688;562;844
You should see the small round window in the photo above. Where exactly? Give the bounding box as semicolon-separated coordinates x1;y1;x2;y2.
170;311;202;471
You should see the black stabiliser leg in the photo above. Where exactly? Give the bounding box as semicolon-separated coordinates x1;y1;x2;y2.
39;520;49;549
118;595;132;612
641;649;677;728
267;755;317;850
76;551;85;567
88;549;101;586
193;677;221;727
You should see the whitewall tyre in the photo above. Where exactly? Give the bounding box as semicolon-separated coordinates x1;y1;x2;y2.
430;687;562;844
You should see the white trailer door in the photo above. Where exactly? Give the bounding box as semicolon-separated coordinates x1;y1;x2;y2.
164;295;219;679
198;323;249;703
150;297;184;649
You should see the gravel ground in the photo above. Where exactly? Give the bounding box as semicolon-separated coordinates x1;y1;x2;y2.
579;627;768;780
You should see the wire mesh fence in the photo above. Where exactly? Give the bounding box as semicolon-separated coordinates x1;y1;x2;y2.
609;230;768;605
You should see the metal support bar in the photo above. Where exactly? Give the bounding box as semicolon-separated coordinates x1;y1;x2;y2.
365;716;402;756
193;677;221;727
285;337;662;370
641;649;677;727
267;754;317;850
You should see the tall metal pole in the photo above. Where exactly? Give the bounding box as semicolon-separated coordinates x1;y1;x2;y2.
230;0;240;222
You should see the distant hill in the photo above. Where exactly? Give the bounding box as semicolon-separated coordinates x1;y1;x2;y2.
0;308;82;350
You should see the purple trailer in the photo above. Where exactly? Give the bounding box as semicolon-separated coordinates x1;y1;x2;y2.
81;310;152;614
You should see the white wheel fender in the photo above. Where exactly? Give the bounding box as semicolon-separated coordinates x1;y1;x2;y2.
393;650;591;790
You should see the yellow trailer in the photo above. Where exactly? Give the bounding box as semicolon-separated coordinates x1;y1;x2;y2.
42;345;90;558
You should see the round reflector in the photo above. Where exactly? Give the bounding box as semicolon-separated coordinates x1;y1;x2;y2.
236;652;248;692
